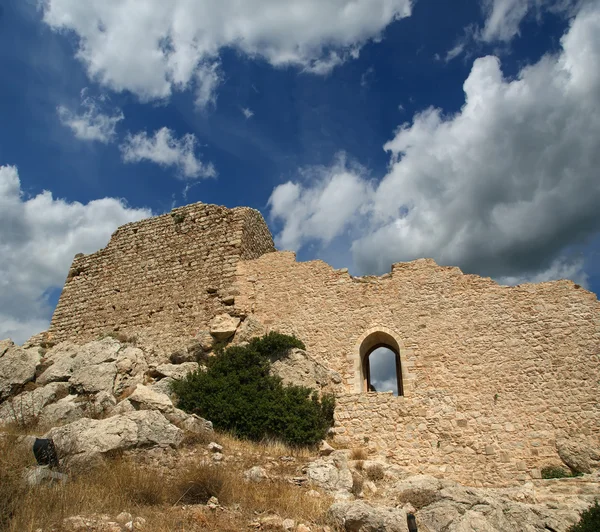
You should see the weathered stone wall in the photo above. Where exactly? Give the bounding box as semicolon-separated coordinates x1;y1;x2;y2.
48;203;275;349
233;251;600;486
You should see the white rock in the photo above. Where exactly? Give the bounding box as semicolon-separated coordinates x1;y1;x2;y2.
165;409;213;434
46;410;183;468
208;442;223;453
282;518;295;531
149;377;177;399
306;457;353;493
38;395;85;426
154;362;198;380
209;314;240;341
128;384;174;413
0;346;41;400
24;466;68;487
0;382;69;425
244;465;268;483
37;338;121;385
70;362;117;394
328;500;408;532
212;452;224;462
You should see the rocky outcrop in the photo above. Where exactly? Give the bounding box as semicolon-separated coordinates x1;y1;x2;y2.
329;500;409;532
306;453;354;493
46;410;184;469
0;382;69;425
37;338;121;385
0;345;41;400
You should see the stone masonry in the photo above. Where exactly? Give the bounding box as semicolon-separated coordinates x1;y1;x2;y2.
47;203;275;350
233;251;600;486
45;203;600;486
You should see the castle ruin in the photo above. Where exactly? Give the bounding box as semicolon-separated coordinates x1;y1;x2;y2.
47;202;600;486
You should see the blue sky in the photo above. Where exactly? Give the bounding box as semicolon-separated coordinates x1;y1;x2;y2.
1;0;599;343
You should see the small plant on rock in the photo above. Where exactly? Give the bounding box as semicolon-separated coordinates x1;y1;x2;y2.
172;332;333;447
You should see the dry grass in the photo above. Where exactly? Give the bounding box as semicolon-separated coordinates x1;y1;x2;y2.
0;431;332;531
350;447;368;460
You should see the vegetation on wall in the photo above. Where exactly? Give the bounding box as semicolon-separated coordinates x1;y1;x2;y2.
172;332;334;446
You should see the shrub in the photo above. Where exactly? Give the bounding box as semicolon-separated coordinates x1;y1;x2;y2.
568;500;600;532
172;332;333;446
541;466;582;479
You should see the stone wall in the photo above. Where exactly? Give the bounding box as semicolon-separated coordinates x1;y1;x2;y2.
47;203;275;350
233;251;600;486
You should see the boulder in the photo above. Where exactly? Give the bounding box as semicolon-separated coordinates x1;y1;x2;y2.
0;346;41;400
150;377;177;399
328;500;408;532
391;475;582;532
164;408;213;434
46;410;183;468
70;362;118;394
306;456;353;493
154;362;198;381
0;382;69;425
36;342;79;384
128;384;174;413
124;384;212;435
244;465;269;483
37;338;121;385
557;438;600;474
38;395;85;426
209;314;240;341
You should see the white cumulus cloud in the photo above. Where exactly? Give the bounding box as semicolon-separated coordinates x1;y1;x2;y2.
57;90;123;143
41;0;412;103
120;127;216;179
269;3;600;285
480;0;580;42
0;165;151;344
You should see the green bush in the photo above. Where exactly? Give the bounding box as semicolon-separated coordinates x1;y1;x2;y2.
568;500;600;532
541;466;583;479
172;332;333;446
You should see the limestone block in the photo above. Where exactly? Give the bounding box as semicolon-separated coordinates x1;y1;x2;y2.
209;314;240;341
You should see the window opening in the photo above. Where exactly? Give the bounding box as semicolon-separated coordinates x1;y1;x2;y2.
360;331;404;396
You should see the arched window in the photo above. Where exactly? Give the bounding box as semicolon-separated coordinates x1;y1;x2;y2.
360;331;403;396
